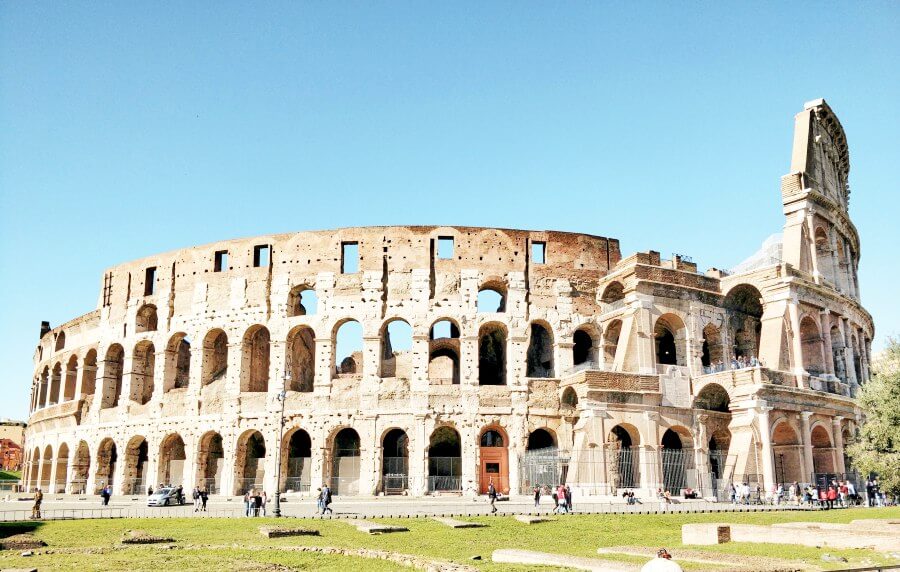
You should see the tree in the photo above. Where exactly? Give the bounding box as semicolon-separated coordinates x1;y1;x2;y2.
847;338;900;496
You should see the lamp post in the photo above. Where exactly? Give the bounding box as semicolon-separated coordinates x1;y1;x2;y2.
274;376;289;518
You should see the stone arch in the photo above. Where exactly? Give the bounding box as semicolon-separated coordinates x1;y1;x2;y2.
95;438;117;493
37;366;49;409
561;386;578;409
164;333;191;392
799;316;826;376
380;318;413;378
478;425;508;493
526;321;554;378
661;426;694;493
604;319;622;364
811;424;835;474
157;433;187;488
130;341;155;405
701;322;724;370
29;447;40;491
135;304;158;333
693;383;730;412
601;281;625;304
201;329;228;387
573;323;601;368
655;313;687;367
81;349;98;398
330;428;361;495
772;420;803;484
333;319;363;376
287;285;317;317
281;427;312;492
49;362;62;406
196;431;224;494
478;322;507;385
71;441;90;494
527;428;556;451
101;344;124;409
286;325;315;392
234;430;266;495
54;331;66;352
724;284;763;361
241;325;270;393
39;445;53;491
381;428;409;494
428;425;462;492
606;424;641;489
477;279;506;313
63;355;78;401
124;436;149;494
429;319;460;385
830;324;846;382
708;428;732;481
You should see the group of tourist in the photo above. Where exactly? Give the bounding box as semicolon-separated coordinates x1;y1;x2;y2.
191;486;209;511
727;478;895;508
703;355;762;375
243;489;267;516
530;484;573;513
315;485;333;514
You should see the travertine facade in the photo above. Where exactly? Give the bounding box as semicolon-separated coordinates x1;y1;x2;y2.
22;99;873;499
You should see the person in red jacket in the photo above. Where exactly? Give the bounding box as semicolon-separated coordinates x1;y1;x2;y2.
826;485;838;509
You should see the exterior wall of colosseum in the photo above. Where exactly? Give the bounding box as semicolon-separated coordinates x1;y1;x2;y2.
21;99;874;500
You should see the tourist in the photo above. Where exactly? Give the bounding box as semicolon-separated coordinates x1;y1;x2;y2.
565;484;573;511
200;488;208;512
261;491;268;516
147;485;153;496
552;487;559;510
729;484;736;504
740;483;751;505
316;488;324;514
253;491;263;516
193;486;201;512
826;484;837;509
488;481;498;514
847;480;858;506
101;484;111;506
31;488;42;520
322;484;333;515
839;481;848;507
556;484;568;514
244;490;252;516
788;482;797;505
533;486;541;508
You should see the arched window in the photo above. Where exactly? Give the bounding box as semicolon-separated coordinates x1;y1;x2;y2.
654;314;686;366
477;283;506;313
724;285;763;361
600;282;625;304
480;429;505;447
478;323;506;385
164;334;191;392
527;429;556;451
101;344;124;409
135;304;158;333
63;355;78;401
81;349;97;398
201;329;228;387
831;325;846;382
573;327;599;368
49;363;62;406
701;323;723;371
604;320;622;364
429;319;460;385
286;326;315;392
381;319;412;378
287;286;317;317
241;326;270;392
333;320;363;376
799;317;825;376
526;322;554;378
131;341;155;405
693;383;730;412
54;331;66;352
561;387;578;409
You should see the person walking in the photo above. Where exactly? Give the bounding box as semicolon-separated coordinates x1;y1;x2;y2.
316;488;324;514
565;484;573;512
261;491;268;517
102;485;111;506
244;490;252;517
200;488;208;512
253;492;262;516
322;484;333;515
533;486;541;508
193;487;201;512
556;484;568;514
488;481;498;514
31;488;43;520
147;485;154;496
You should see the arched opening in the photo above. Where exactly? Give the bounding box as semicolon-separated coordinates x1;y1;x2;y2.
101;344;124;409
603;425;639;490
49;362;62;406
124;436;149;494
601;281;625;305
95;438;117;493
708;429;732;484
201;329;228;387
479;427;509;494
135;304;158;333
331;428;361;495
54;443;69;493
694;383;730;412
573;326;599;368
287;285;318;317
286;326;315;392
197;431;224;494
241;326;270;392
815;227;833;284
772;421;803;484
37;367;49;409
81;349;97;399
131;341;155;405
811;425;835;474
830;325;846;382
724;285;763;363
381;319;413;378
281;428;312;492
29;447;40;491
526;322;554;378
164;333;191;392
428;426;462;492
478;322;506;385
604;320;622;364
799;317;825;376
528;429;556;451
654;314;686;367
477;284;506;313
852;335;862;385
39;446;53;491
429;319;460;385
661;427;694;493
561;387;578;409
54;331;66;352
333;320;363;377
701;323;724;372
64;356;78;401
381;428;409;494
157;434;186;488
234;431;266;495
71;441;90;495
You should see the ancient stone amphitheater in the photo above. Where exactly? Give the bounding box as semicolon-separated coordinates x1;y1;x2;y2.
23;99;873;500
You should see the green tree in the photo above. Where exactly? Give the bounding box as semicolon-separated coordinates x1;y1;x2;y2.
847;338;900;495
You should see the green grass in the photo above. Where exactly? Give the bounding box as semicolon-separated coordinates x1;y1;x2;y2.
1;507;898;571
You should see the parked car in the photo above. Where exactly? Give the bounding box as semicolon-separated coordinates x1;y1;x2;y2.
147;487;184;507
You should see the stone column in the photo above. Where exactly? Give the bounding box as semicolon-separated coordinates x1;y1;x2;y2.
226;342;243;395
694;414;710;494
220;431;236;497
756;406;775;491
842;318;858;389
461;335;479;386
557;341;574;376
820;310;835;376
409;415;427;496
313;336;332;395
832;417;846;474
309;428;326;495
268;340;287;395
640;411;661;494
48;451;59;494
799;412;814;482
787;301;806;386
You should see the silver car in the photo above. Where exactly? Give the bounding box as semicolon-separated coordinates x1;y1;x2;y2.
147;487;184;507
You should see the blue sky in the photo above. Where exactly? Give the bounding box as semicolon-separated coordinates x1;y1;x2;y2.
1;2;898;420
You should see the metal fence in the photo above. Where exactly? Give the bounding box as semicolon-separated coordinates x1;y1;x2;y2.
382;456;409;494
428;457;461;492
283;477;310;493
519;447;568;494
197;477;221;495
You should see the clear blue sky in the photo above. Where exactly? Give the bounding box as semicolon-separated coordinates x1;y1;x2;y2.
1;2;898;421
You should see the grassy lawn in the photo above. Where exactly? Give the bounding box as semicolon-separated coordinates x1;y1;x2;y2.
1;507;898;571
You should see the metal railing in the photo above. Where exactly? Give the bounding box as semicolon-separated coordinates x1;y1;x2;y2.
197;478;221;495
428;457;462;492
283;477;310;493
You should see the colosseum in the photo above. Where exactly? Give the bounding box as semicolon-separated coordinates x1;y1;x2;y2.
22;99;873;501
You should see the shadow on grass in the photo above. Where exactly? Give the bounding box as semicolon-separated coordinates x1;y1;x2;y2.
0;521;44;538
